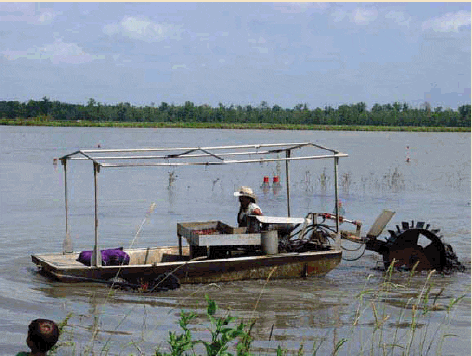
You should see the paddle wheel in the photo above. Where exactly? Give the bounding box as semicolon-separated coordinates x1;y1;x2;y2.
365;221;465;273
280;210;465;273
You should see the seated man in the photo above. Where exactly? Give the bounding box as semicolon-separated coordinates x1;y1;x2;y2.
234;186;263;233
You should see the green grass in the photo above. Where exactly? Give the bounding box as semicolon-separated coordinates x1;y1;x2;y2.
1;118;470;132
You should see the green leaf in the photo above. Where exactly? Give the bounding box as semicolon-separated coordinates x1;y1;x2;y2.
207;299;217;316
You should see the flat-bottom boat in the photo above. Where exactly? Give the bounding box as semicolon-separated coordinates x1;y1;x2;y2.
32;143;348;287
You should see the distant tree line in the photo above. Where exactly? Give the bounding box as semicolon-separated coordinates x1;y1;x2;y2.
0;97;470;128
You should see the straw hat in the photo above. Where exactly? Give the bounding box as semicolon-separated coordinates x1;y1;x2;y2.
234;186;257;201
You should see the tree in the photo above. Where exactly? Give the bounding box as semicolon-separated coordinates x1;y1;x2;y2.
324;105;334;115
117;102;131;121
313;107;324;124
421;101;431;116
0;98;470;128
458;104;471;118
182;101;195;121
2;101;21;119
159;102;169;111
259;101;269;111
40;96;52;116
458;104;471;127
354;102;366;114
372;103;382;113
26;100;40;118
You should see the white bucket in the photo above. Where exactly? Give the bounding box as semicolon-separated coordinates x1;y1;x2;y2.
261;230;278;255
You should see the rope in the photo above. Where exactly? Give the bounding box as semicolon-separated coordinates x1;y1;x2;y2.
107;203;157;293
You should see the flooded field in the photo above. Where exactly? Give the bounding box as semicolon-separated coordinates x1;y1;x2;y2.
0;126;470;355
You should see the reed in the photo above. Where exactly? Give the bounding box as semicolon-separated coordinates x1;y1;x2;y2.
48;264;468;355
345;261;469;356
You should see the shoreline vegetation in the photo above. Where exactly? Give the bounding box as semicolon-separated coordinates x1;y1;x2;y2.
0;118;469;132
1;98;470;132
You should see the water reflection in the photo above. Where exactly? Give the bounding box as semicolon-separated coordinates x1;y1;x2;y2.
36;279;348;353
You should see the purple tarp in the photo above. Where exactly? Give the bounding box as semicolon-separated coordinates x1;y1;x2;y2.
77;247;130;266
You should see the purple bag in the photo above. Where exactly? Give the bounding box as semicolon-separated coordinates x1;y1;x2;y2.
77;247;130;266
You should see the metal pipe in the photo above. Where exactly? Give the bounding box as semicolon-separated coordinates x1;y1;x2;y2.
91;162;102;267
62;159;72;254
63;160;68;239
285;150;291;217
61;142;348;161
333;156;340;247
99;153;349;168
66;151;349;162
78;142;311;154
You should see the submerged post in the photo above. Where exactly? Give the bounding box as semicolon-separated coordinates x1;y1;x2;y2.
62;159;73;254
285;150;291;217
91;161;102;267
333;155;340;248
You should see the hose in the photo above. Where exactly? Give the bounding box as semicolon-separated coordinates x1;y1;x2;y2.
341;244;367;261
341;241;365;252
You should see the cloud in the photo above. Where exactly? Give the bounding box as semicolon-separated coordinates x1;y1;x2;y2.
2;39;104;64
38;11;57;24
172;64;188;70
0;3;59;25
422;10;471;33
248;36;269;55
352;8;378;25
330;8;348;23
385;10;411;28
330;7;377;25
103;16;183;42
273;2;330;14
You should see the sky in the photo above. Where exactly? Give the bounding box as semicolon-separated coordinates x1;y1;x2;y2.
1;2;470;110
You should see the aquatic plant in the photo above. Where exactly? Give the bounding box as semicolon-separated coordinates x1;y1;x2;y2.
168;171;178;188
154;294;254;356
349;261;469;356
48;269;468;356
318;168;330;191
340;172;352;194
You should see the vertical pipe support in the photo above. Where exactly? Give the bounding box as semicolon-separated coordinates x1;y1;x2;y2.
91;161;102;267
285;150;291;217
333;155;340;248
63;160;68;234
62;159;73;254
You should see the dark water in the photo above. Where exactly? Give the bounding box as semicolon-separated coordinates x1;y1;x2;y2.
0;126;470;355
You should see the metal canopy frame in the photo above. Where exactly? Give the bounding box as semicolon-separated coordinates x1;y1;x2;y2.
59;142;348;266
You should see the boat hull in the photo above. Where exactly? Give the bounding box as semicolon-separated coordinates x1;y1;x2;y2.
32;246;342;285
